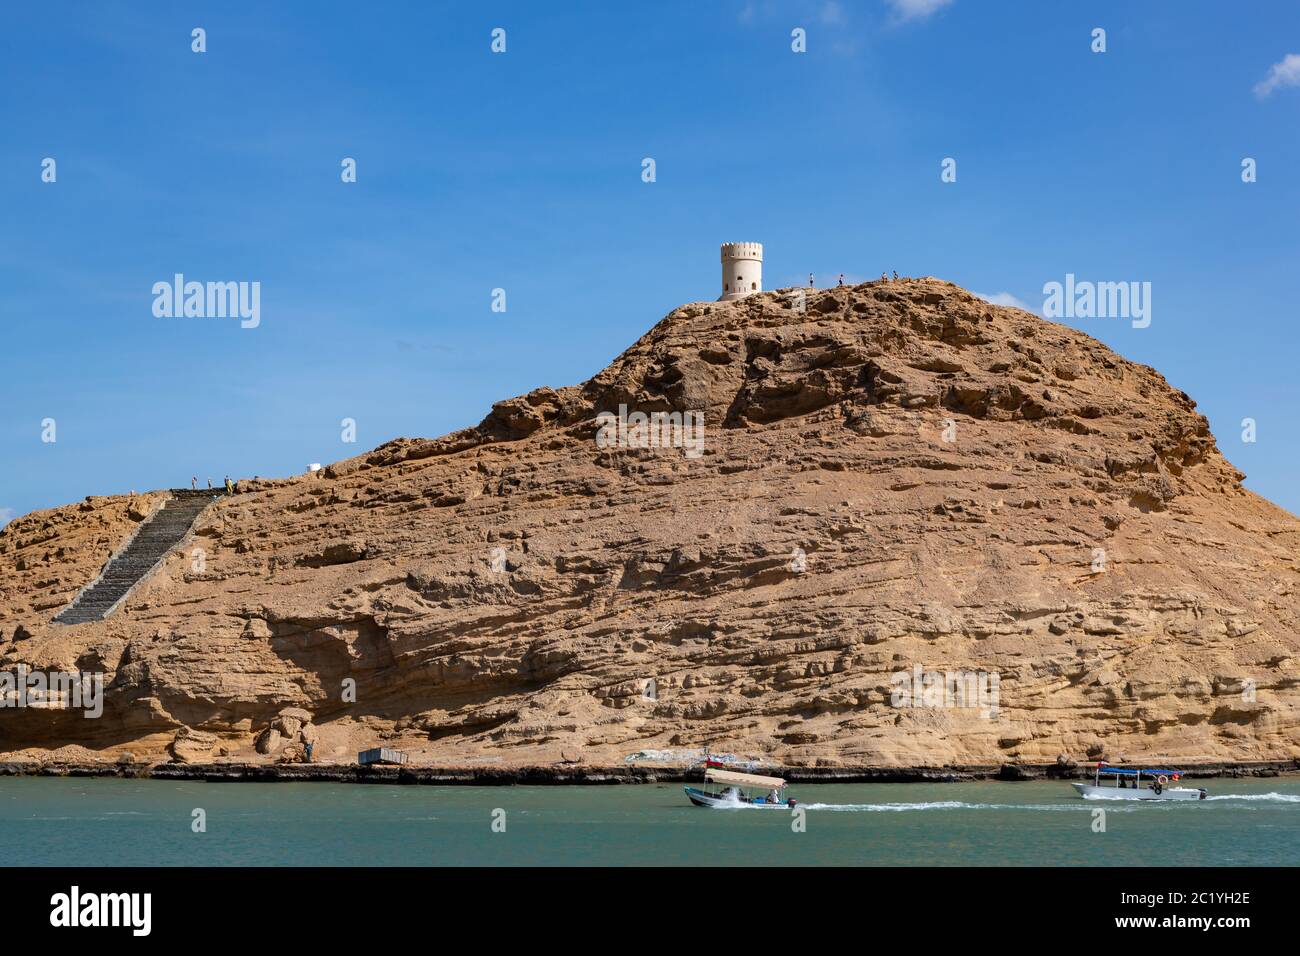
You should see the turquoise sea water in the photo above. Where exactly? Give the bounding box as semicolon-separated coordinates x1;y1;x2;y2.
5;777;1298;866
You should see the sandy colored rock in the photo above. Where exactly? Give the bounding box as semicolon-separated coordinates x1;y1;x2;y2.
272;707;311;739
255;728;283;756
170;727;217;763
1;278;1298;769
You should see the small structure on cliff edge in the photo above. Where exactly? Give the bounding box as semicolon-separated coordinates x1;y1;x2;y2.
719;242;762;301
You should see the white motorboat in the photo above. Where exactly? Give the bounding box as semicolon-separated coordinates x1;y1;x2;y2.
1072;765;1207;801
684;766;796;809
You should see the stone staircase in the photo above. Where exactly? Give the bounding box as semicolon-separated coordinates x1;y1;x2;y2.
54;489;222;624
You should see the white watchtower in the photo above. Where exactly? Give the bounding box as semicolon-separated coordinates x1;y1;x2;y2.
719;242;763;301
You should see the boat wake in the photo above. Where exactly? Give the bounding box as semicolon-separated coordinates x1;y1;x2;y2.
798;793;1300;811
1203;792;1300;803
800;801;1085;812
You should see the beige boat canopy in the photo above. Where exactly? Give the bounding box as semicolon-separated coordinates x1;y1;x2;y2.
704;768;786;789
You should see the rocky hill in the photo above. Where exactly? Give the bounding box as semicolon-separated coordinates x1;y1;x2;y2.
3;278;1298;770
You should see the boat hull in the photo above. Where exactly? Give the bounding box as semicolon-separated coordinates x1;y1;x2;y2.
684;787;792;809
1072;783;1206;801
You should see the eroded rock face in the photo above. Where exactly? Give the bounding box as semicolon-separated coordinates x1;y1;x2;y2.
2;279;1298;768
170;727;217;764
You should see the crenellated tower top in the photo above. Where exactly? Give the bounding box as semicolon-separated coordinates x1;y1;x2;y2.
719;242;763;301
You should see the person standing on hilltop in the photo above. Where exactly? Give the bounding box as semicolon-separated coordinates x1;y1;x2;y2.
224;475;234;495
808;273;814;288
838;273;845;287
893;270;899;281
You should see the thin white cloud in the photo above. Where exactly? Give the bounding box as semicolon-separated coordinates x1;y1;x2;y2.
886;0;955;21
976;291;1037;314
0;508;14;528
820;1;847;25
737;0;777;24
1254;53;1300;98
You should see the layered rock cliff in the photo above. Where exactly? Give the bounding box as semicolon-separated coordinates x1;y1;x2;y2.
3;278;1298;769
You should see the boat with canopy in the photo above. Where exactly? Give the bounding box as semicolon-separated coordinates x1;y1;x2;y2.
684;767;796;808
1072;764;1207;801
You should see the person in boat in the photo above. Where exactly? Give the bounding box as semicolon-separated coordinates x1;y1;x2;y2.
768;788;781;804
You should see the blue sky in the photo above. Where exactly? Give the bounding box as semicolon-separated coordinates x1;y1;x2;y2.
2;0;1299;526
